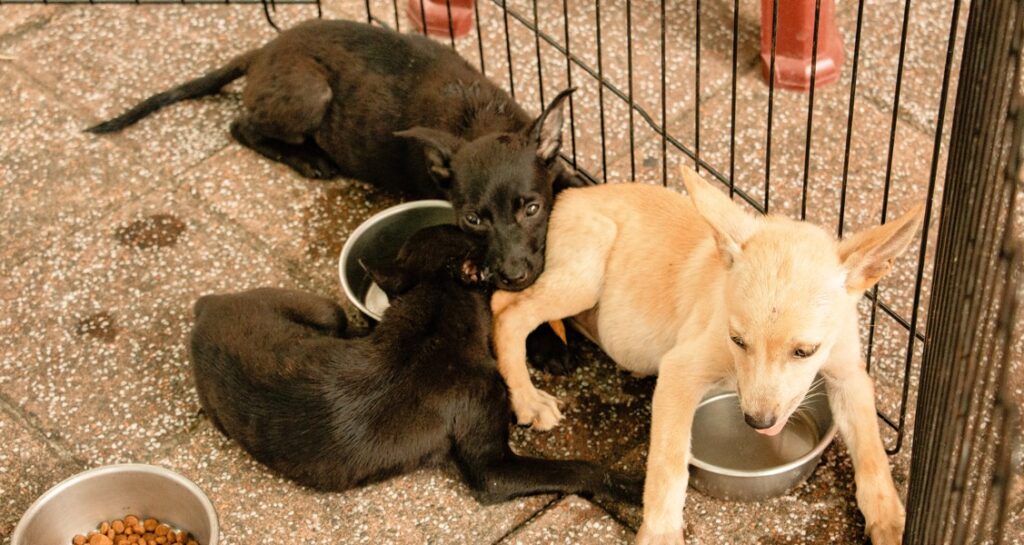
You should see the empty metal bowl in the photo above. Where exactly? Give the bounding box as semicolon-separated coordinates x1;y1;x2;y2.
689;379;836;500
12;464;218;545
339;200;454;320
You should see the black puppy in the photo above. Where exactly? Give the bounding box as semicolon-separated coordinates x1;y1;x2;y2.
89;19;584;292
189;225;641;503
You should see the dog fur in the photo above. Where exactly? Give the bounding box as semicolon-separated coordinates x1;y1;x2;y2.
490;168;924;545
88;19;586;292
190;225;642;504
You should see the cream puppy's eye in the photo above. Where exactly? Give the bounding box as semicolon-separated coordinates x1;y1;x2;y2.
730;335;746;350
793;345;819;359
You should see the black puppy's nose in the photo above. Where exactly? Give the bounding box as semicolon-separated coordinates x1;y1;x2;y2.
743;413;777;430
501;271;529;285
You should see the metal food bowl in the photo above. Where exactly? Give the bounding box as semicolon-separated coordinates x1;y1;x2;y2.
339;200;454;320
689;379;836;500
12;464;218;545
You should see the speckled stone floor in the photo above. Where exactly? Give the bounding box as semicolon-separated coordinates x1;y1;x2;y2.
0;1;1021;544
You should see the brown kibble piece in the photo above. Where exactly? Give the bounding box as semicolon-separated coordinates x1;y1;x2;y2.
116;539;129;545
129;536;139;544
148;539;157;545
89;534;113;545
155;538;166;545
134;525;145;535
107;529;116;540
174;531;185;544
154;525;169;536
73;535;87;545
100;522;110;534
112;520;125;534
124;516;139;527
143;519;158;532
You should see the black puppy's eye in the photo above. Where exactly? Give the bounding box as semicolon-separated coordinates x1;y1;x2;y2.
730;335;746;350
793;345;819;359
465;212;481;226
524;202;541;217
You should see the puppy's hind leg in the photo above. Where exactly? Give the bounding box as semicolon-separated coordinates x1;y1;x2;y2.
492;210;617;430
232;54;339;179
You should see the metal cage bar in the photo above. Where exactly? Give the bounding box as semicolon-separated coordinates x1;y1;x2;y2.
905;0;1023;541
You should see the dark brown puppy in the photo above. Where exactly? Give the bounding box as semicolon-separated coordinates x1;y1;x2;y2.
189;225;641;503
88;19;584;292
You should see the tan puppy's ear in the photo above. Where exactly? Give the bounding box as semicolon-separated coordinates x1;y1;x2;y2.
680;165;757;267
839;202;926;293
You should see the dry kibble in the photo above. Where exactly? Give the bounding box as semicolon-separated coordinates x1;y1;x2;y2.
71;516;200;545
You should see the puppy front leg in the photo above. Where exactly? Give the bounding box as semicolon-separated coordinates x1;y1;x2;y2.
491;211;617;430
638;346;717;545
826;364;904;545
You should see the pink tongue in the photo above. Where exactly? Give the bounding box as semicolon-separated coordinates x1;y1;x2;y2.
755;419;788;436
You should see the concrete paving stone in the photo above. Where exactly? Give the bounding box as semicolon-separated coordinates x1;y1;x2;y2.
0;63;163;264
179;143;402;310
0;409;82;540
5;4;318;177
499;495;634;545
156;420;551;545
0;189;299;466
848;0;968;132
0;4;59;36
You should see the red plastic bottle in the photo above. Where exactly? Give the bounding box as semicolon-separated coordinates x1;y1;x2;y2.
760;0;844;91
407;0;474;39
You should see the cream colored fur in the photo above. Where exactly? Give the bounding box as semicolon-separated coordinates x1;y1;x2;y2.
491;167;925;545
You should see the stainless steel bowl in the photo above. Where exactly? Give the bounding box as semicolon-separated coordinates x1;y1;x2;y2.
339;200;454;320
689;379;836;500
12;464;218;545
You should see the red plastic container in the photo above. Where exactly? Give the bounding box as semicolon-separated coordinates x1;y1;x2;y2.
407;0;474;39
760;0;844;91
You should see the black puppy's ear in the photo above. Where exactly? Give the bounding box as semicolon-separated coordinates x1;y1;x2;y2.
528;88;575;163
360;259;414;298
394;127;465;191
552;165;594;194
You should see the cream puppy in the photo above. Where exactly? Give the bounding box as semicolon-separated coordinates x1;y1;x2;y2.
491;167;923;545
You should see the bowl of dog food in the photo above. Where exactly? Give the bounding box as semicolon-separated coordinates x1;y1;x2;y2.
688;378;836;500
11;464;218;545
339;199;455;320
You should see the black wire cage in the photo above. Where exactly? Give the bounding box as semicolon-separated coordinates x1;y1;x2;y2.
353;2;1021;542
2;0;1019;541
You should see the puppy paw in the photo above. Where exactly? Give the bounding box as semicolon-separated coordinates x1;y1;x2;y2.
866;518;905;545
510;387;563;431
636;524;685;545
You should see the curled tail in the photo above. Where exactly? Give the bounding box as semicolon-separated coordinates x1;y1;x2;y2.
86;50;257;134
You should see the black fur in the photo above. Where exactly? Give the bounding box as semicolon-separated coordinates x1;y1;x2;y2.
87;19;589;292
189;225;641;503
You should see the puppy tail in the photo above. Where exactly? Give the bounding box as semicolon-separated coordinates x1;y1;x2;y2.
85;50;258;134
